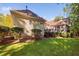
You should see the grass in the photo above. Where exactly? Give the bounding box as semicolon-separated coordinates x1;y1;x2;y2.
0;38;79;56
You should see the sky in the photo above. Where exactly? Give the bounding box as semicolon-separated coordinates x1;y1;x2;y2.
0;3;67;20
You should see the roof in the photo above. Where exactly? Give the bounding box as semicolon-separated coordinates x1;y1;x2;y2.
45;20;67;26
16;9;39;17
10;9;46;22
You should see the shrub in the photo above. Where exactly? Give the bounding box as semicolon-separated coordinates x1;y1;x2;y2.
32;29;41;33
0;26;10;39
11;27;23;41
44;32;55;38
32;29;42;40
0;26;10;32
11;27;23;33
61;32;67;37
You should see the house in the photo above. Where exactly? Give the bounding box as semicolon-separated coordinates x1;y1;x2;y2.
45;18;69;33
10;9;46;37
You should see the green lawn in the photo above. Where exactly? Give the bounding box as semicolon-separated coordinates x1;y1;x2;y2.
0;38;79;56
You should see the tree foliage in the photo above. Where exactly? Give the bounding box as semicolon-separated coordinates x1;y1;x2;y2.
0;14;5;26
0;14;14;28
54;16;64;21
4;15;14;28
64;3;79;37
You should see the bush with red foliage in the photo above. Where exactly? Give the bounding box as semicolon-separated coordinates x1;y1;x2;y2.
0;37;14;45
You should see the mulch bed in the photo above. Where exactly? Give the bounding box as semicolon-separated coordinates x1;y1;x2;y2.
0;37;15;45
0;35;47;45
0;36;35;45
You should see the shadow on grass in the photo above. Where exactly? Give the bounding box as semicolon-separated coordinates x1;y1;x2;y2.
0;38;79;56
